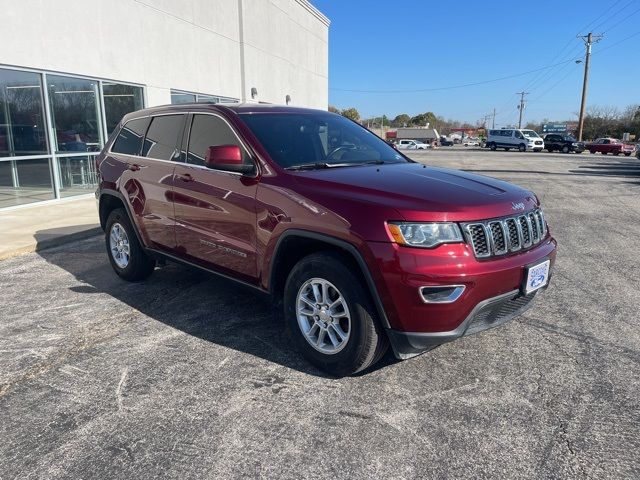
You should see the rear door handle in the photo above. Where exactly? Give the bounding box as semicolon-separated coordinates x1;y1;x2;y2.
177;173;193;182
128;163;141;171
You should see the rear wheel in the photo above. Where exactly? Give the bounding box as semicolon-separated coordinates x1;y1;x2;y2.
504;147;510;151
284;252;388;376
562;145;570;153
624;153;631;157
613;151;620;156
105;208;155;281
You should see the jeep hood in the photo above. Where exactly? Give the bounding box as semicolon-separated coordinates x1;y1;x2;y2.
291;162;538;221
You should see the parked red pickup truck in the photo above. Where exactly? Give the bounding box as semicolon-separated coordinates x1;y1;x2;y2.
586;138;635;156
96;103;557;376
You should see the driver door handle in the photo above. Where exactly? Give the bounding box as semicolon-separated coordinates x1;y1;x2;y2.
177;173;193;182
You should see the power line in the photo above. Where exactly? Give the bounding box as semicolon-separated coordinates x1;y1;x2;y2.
590;0;637;31
329;57;580;93
519;0;626;93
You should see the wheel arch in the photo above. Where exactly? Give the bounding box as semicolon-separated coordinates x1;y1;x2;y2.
268;230;391;329
98;189;146;247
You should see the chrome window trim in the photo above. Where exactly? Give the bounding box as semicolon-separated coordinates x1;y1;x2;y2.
107;110;258;177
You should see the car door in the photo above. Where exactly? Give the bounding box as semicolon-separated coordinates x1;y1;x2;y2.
173;113;259;280
115;114;185;250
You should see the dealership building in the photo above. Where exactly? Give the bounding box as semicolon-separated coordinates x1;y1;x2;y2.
0;0;329;210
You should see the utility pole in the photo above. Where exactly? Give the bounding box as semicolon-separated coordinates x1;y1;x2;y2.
577;32;603;141
516;92;529;129
492;108;496;129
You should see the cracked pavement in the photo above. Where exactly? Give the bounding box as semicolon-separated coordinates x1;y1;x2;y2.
1;149;639;479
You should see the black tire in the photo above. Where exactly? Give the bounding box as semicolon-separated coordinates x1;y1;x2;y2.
624;153;631;157
518;143;526;152
489;143;497;151
546;148;554;153
613;151;620;156
105;208;155;281
504;148;510;151
562;145;570;153
283;251;388;376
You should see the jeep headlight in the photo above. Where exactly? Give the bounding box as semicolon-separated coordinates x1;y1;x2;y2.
387;222;463;248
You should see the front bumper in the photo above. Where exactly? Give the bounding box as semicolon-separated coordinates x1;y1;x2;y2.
365;235;557;356
387;288;541;358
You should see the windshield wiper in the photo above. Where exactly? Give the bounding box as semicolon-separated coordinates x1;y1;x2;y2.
285;162;358;171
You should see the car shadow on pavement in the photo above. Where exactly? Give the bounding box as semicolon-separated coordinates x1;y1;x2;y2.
569;160;640;178
36;234;398;378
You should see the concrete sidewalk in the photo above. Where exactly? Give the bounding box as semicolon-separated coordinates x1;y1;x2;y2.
0;196;101;260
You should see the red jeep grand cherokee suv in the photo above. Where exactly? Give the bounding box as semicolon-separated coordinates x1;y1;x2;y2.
96;104;556;376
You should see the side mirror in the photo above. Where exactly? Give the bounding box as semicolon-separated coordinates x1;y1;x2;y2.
205;145;254;174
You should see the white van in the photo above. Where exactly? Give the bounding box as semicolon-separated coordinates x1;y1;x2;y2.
486;128;544;152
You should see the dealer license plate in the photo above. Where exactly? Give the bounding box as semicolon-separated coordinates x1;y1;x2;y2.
524;260;550;294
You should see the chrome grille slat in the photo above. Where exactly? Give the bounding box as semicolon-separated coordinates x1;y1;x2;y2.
519;215;532;247
506;218;521;251
463;209;547;259
528;212;539;243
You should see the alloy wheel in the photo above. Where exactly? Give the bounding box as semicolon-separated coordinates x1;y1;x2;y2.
296;278;351;354
109;222;131;269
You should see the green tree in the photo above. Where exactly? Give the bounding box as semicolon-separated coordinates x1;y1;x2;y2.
340;107;360;122
391;114;411;127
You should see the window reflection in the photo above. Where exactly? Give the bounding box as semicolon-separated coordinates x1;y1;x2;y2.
48;75;102;153
171;92;196;104
0;68;48;157
103;83;144;135
57;155;99;197
0;158;54;207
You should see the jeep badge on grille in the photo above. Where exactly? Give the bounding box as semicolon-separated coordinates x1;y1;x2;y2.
512;202;525;211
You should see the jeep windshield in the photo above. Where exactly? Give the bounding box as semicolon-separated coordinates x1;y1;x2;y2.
239;112;409;169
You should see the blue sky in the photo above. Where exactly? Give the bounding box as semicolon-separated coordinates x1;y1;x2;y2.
311;0;640;126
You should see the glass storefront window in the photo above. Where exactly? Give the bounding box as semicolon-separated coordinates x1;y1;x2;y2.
103;83;144;135
57;155;99;198
171;89;238;105
171;91;196;104
0;158;54;208
0;68;48;157
48;75;103;153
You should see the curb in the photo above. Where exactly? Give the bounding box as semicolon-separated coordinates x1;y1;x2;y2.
0;226;103;261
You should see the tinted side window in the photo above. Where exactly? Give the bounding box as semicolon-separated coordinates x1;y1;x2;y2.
187;114;250;166
142;114;185;161
111;117;150;155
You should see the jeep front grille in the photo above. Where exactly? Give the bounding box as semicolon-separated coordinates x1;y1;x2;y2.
463;209;547;258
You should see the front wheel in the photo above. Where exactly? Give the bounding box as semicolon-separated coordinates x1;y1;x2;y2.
562;145;570;153
284;252;388;376
105;208;156;281
489;143;497;151
518;143;526;152
624;153;631;157
613;151;620;156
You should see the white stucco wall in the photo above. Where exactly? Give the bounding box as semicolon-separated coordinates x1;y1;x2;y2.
0;0;328;108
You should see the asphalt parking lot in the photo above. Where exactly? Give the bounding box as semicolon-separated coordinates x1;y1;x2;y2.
1;148;639;479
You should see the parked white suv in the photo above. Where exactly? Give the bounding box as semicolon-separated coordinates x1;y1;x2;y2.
487;128;544;152
396;139;430;150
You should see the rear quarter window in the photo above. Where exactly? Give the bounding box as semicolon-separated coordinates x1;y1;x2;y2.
111;117;150;156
